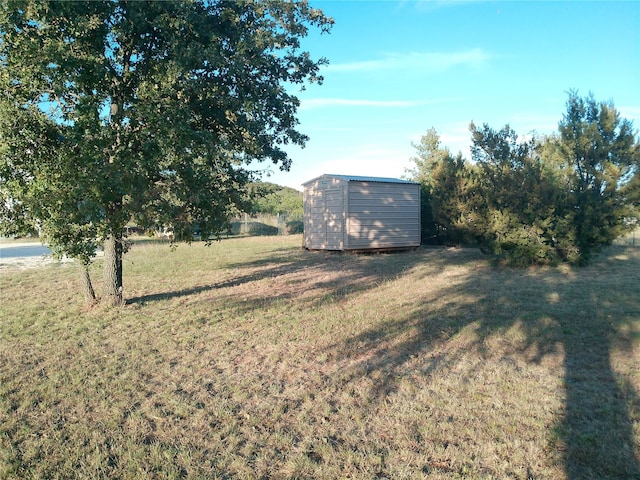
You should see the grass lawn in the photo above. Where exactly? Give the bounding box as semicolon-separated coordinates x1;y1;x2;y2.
1;235;639;479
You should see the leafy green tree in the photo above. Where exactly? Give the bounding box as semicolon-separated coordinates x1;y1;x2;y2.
469;123;568;265
406;128;445;243
249;182;303;218
429;150;477;245
406;128;475;245
468;92;639;266
555;92;640;262
409;93;638;265
0;0;332;304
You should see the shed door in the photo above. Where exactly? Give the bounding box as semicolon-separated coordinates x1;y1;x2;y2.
324;188;343;249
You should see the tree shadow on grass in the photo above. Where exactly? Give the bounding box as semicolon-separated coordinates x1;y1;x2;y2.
126;261;302;305
126;241;639;478
326;246;640;479
127;247;432;308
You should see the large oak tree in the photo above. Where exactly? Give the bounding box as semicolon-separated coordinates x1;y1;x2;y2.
0;0;331;304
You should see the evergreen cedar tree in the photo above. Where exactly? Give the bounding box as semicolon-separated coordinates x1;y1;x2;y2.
408;92;640;266
0;1;333;305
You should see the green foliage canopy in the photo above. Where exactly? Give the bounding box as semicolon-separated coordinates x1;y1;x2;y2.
555;92;640;260
407;92;640;265
406;128;473;244
0;0;332;303
248;181;303;218
469;122;572;265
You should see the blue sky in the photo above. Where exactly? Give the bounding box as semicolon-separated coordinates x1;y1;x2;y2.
264;0;640;190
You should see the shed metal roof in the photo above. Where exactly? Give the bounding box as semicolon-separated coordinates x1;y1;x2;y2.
302;174;419;186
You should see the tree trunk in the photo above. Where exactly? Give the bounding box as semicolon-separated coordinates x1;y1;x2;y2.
103;233;124;306
80;264;97;306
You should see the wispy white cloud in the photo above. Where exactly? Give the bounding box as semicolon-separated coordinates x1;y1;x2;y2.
326;49;491;73
403;0;492;14
300;97;460;110
618;106;640;123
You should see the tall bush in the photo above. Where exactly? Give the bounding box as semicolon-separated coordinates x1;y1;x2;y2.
408;93;639;266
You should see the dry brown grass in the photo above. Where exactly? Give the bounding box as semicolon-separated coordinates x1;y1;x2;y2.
1;235;639;479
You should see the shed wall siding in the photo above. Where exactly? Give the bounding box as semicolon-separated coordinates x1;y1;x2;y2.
324;188;344;249
303;175;420;250
303;177;346;250
346;182;420;249
303;188;325;249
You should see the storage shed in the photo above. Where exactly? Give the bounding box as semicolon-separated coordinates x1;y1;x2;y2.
303;174;421;251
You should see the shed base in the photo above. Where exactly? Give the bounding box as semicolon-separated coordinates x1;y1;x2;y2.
304;246;420;254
